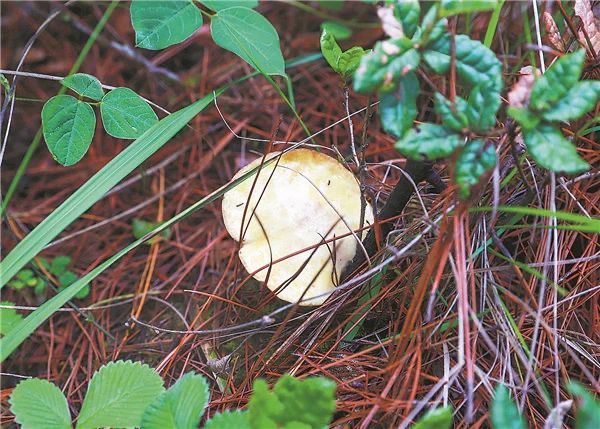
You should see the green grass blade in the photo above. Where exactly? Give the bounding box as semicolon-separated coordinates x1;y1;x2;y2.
484;0;505;48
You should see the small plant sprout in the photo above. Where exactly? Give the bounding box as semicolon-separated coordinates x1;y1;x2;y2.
222;149;373;306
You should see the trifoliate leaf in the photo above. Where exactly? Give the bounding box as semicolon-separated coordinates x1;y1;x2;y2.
568;382;600;429
76;360;164;429
141;372;209;429
61;73;104;101
396;123;463;160
439;0;497;17
0;302;23;336
205;410;251;429
491;384;526;429
10;378;71;429
541;81;600;122
454;139;496;198
41;95;96;166
380;71;419;138
320;29;343;74
100;88;158;139
413;405;453;429
130;0;203;50
522;124;590;174
434;93;471;132
530;49;586;112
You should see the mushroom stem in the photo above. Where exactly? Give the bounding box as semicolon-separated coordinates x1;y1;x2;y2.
341;160;444;281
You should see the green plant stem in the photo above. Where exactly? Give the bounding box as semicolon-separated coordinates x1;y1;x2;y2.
1;0;119;217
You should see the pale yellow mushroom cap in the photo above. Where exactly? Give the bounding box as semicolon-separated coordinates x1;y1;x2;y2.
222;148;373;306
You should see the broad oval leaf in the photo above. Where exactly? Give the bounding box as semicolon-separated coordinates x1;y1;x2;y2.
541;80;600;122
568;382;600;429
466;81;501;132
337;46;367;76
380;71;419;138
434;92;471;132
141;372;209;429
61;73;104;101
10;378;71;429
130;0;203;50
491;384;527;429
320;28;343;74
205;410;251;429
522;123;590;174
100;87;158;139
439;0;497;17
199;0;258;11
41;95;96;166
413;405;453;429
395;123;463;160
76;360;164;429
455;139;496;198
211;7;285;75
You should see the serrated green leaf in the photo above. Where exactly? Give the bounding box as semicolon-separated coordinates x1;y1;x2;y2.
205;410;251;429
455;139;496;198
41;95;96;166
541;81;600;122
425;34;502;92
568;382;600;429
413;405;453;429
380;71;419;138
76;360;164;429
466;82;501;132
530;50;586;112
320;28;343;74
321;21;352;40
522;124;590;174
200;0;258;10
141;372;209;429
396;123;463;160
0;302;24;336
507;106;540;129
338;46;366;76
434;93;470;132
211;7;285;75
130;0;203;50
439;0;497;17
392;0;420;38
9;378;71;429
61;73;104;101
491;384;526;429
248;379;283;428
100;88;158;139
50;255;71;276
354;40;420;94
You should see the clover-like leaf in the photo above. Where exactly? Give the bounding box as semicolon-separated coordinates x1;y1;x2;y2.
541;80;600;122
413;405;453;429
10;378;71;429
100;88;158;139
76;360;164;429
522;123;590;174
205;410;251;429
50;255;71;276
130;0;203;50
0;302;23;337
41;95;96;166
61;73;104;101
454;139;496;198
434;93;471;132
396;123;463;160
211;7;285;75
199;0;258;11
439;0;497;17
380;71;419;138
491;384;526;429
141;372;209;429
568;382;600;429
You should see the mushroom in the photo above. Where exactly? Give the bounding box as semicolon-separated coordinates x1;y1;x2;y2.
222;148;373;306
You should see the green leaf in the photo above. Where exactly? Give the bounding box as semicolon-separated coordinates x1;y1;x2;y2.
9;378;71;429
396;123;463;160
57;271;89;299
338;46;367;76
491;385;526;429
0;302;24;336
434;93;470;132
439;0;497;17
522;124;590;174
211;7;285;75
454;139;496;198
321;21;352;40
320;28;343;74
0;73;10;97
530;50;586;112
41;95;96;166
76;360;164;429
100;88;158;139
507;106;540;130
413;406;453;429
130;0;203;50
200;0;258;10
425;34;502;92
17;269;34;282
466;82;501;132
50;255;71;276
380;71;419;138
354;40;420;94
541;81;600;122
141;372;209;429
392;0;420;38
132;218;172;245
568;382;600;429
61;73;104;101
205;411;251;429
